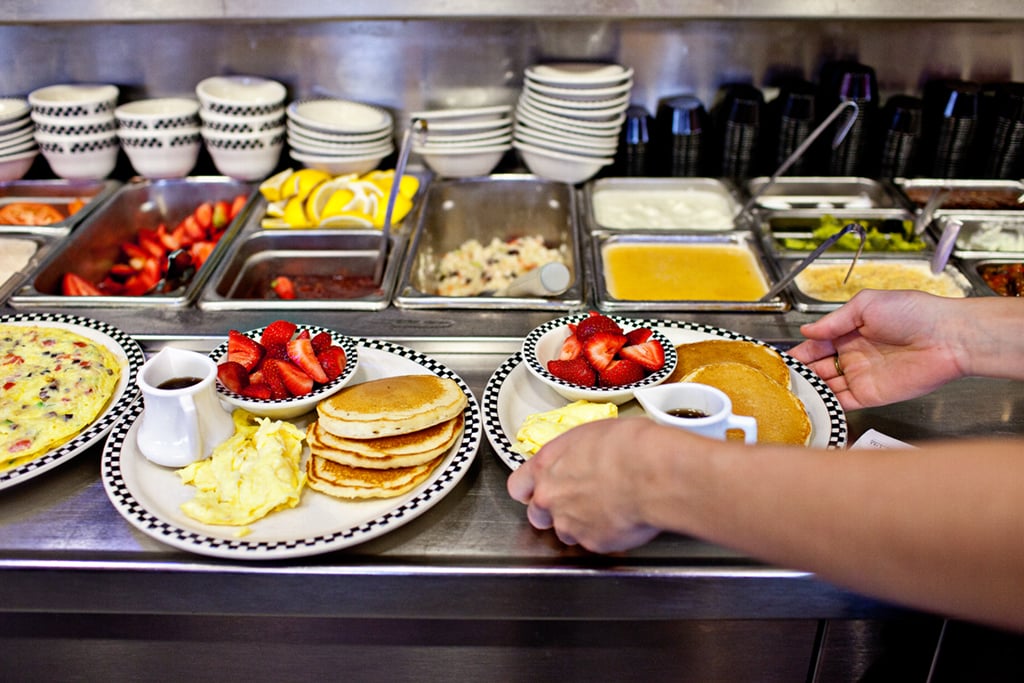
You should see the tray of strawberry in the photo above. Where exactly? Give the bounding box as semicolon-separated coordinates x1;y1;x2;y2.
210;319;359;420
521;311;677;405
7;177;254;309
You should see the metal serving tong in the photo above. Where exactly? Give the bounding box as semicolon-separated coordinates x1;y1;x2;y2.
373;117;427;285
736;100;860;220
759;222;867;302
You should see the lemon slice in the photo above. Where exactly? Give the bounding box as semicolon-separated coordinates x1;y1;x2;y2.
283;168;331;201
260;217;292;229
306;177;356;224
371;193;413;228
283;196;312;227
258;168;294;202
319;188;363;222
318;213;374;228
265;199;288;218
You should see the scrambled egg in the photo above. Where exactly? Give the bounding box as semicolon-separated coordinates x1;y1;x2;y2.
514;400;617;455
177;410;305;534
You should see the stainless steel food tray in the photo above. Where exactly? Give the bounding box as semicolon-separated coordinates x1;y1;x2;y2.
583;176;742;232
0;178;119;235
957;257;1024;297
0;232;61;304
590;230;788;313
745;176;901;210
932;213;1024;259
895;178;1024;215
779;256;976;313
198;228;407;311
8;176;254;309
756;208;928;259
394;174;585;310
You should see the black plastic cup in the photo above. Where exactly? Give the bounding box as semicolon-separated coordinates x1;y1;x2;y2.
876;94;923;178
981;83;1024;179
921;78;980;178
654;94;710;177
818;60;878;176
615;105;653;176
713;84;763;179
769;80;817;174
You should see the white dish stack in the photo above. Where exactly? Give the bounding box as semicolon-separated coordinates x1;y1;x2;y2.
28;83;120;180
286;97;395;176
513;62;633;184
115;97;202;179
196;75;287;181
0;97;38;181
409;105;513;178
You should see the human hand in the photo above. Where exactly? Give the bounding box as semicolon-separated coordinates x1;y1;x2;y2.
788;289;968;410
506;417;665;553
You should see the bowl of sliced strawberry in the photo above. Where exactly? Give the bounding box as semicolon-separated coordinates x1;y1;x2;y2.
211;319;359;419
522;312;677;405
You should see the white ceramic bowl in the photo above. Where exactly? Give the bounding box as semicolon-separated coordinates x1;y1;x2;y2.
118;127;202;178
522;313;677;406
415;144;509;178
419;123;512;145
209;324;360;420
0;149;38;182
0;139;37;157
287;120;392;145
196;75;287;115
28;83;119;118
287;133;393;156
524;63;634;88
0;116;31;135
524;78;633;101
36;133;119;180
412;117;512;134
516;99;626;132
115;97;201;131
203;128;286;181
409;104;512;124
0;127;36;150
0;98;30;125
199;107;285;133
414;132;512;150
513;126;618;155
289;149;390;176
523;89;631;113
33;116;118;136
287;98;393;135
513;140;612;184
519;93;629;121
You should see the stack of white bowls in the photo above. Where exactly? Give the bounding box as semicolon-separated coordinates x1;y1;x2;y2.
115;97;202;179
196;75;287;181
409;105;512;178
286;97;395;176
0;97;38;181
513;62;633;183
29;83;120;180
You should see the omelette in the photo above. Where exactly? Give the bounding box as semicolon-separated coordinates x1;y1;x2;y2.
1;324;122;472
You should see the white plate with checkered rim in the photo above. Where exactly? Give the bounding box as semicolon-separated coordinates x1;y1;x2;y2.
483;318;847;470
101;338;482;560
1;312;144;490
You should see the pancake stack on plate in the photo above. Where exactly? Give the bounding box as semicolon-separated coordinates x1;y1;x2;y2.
306;374;467;499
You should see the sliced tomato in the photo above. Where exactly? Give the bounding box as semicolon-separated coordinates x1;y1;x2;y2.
61;272;102;296
229;194;247;220
0;202;66;226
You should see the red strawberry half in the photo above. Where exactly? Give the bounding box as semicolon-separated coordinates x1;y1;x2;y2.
226;329;264;371
618;340;666;372
216;360;250;393
260;319;297;348
574;313;623;342
582;331;627;372
287;337;329;383
547;358;596;387
317;345;347;380
599;359;646;387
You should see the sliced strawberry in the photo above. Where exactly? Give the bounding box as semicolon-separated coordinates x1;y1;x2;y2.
240;382;272;399
317;345;347;380
260;319;297;348
212;200;231;229
271;276;296;300
61;272;102;296
574;313;622;342
311;331;333;354
216;361;250;393
546;358;596;387
599;359;646;387
625;327;653;345
227;329;264;371
229;193;248;220
558;333;582;360
287;337;329;383
260;358;289;399
275;359;314;396
296;329;311;340
618;340;666;372
264;342;289;361
582;331;627;372
194;202;214;231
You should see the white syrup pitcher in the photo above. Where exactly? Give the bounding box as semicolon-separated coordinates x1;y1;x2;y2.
634;382;757;443
135;346;235;467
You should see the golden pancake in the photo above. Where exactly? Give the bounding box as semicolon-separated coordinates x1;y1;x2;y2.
1;324;122;471
317;374;467;438
681;361;812;446
668;339;791;389
306;452;444;499
306;414;461;469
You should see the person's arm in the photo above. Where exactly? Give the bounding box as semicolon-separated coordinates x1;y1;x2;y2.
508;417;1024;632
789;290;1024;410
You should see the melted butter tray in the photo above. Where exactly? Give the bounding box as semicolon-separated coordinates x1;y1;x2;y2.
590;230;788;313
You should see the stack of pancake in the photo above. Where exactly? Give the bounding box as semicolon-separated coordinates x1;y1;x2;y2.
305;374;467;499
666;339;812;445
